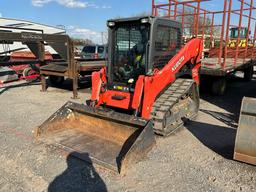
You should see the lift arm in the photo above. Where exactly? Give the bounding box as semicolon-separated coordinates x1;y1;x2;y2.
140;38;203;118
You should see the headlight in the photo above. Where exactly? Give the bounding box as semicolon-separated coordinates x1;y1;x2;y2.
141;18;149;23
128;78;134;84
108;21;115;27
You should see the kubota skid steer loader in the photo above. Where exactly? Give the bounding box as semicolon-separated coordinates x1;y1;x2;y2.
36;16;203;174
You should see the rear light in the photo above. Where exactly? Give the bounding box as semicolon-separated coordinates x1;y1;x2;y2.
94;53;99;59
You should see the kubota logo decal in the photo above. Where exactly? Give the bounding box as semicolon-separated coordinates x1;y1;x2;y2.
172;56;185;72
192;68;198;77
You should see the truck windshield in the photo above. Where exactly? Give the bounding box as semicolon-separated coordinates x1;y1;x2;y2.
230;28;248;39
113;23;150;83
98;46;105;53
82;46;96;53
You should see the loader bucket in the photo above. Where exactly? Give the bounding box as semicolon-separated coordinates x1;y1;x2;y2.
234;97;256;165
35;101;155;174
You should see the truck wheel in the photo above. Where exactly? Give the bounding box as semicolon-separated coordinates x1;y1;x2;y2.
211;78;227;96
244;66;253;81
23;67;37;81
49;75;64;86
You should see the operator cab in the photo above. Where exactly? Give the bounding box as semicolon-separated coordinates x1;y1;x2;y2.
230;27;249;39
107;16;182;92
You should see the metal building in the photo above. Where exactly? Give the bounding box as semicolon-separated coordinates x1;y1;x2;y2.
0;17;66;55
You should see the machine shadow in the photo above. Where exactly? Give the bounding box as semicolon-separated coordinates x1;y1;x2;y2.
186;121;236;159
48;152;107;192
200;74;256;121
199;109;237;128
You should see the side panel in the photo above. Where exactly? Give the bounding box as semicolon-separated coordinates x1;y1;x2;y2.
132;76;145;110
148;18;182;72
91;71;102;101
91;67;107;102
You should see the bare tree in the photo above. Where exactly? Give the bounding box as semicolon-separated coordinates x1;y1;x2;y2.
72;38;95;46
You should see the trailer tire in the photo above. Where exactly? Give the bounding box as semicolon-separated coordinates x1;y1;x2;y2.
23;67;37;81
211;78;227;96
49;75;64;86
244;65;253;82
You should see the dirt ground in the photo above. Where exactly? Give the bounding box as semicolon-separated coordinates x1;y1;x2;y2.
0;74;256;192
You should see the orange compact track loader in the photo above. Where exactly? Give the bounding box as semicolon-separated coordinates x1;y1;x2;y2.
36;16;203;174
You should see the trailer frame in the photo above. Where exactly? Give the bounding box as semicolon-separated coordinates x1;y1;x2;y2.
152;0;256;77
0;27;105;98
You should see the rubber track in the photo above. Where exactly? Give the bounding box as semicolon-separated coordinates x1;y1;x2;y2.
151;78;195;136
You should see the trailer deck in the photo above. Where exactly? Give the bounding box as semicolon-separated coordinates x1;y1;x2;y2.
40;58;106;99
40;60;105;75
201;58;253;76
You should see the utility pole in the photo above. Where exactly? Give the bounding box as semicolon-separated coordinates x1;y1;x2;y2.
101;32;104;44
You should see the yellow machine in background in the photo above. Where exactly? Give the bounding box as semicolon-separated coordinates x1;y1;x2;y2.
228;27;250;48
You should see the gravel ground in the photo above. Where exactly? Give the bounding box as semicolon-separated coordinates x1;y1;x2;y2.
0;76;255;192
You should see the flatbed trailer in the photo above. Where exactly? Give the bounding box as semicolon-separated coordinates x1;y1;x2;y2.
40;59;106;98
201;58;253;76
40;60;105;75
152;0;256;94
0;27;105;98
